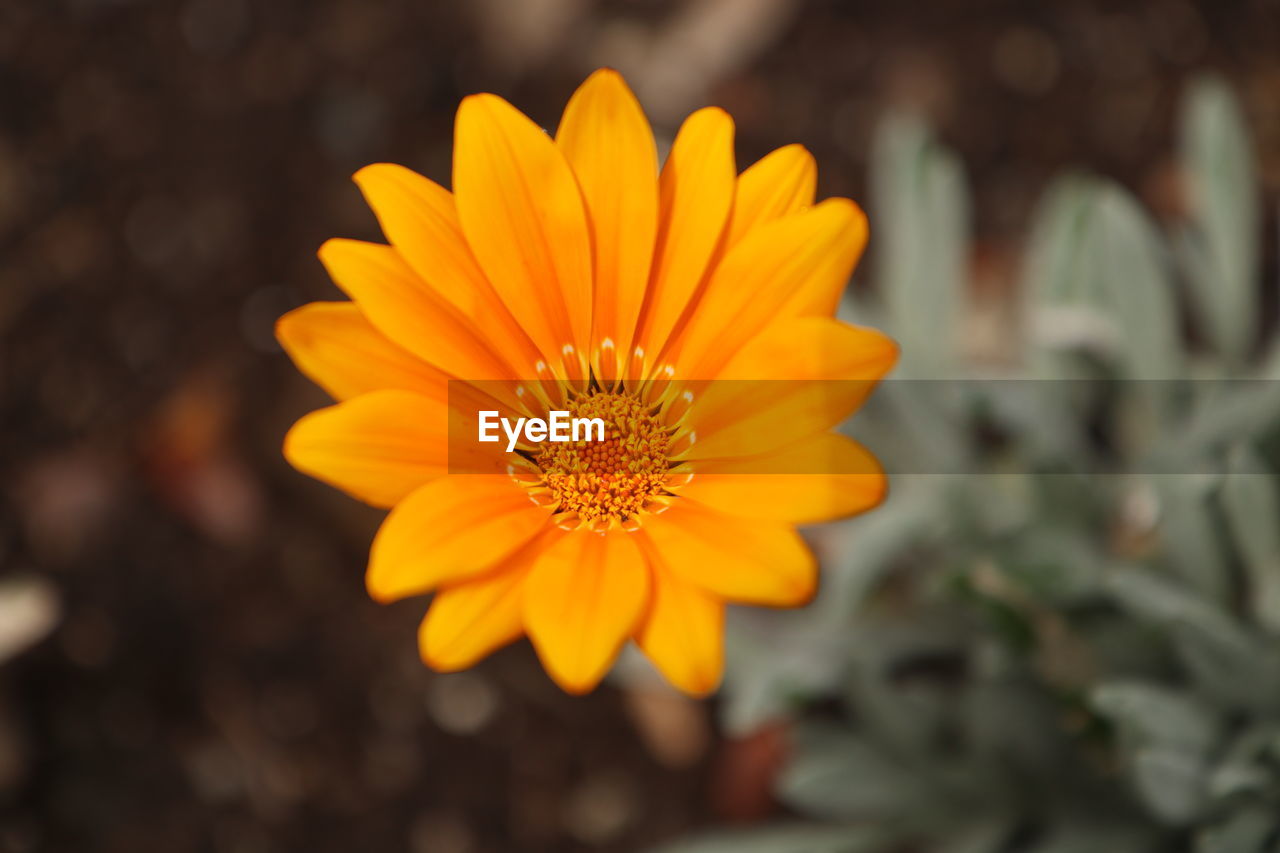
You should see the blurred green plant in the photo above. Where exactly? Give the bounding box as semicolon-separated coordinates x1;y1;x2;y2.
663;74;1280;853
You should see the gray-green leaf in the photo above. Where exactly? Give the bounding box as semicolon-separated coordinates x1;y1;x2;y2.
1178;74;1260;365
871;113;969;378
1220;446;1280;633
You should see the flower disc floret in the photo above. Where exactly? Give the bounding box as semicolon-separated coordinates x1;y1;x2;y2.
535;389;672;526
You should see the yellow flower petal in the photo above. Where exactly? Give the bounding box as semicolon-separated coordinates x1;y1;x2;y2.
636;107;736;365
681;317;896;460
524;530;650;694
275;302;444;401
677;433;886;524
673;199;868;379
353;163;489;316
453;93;594;373
318;238;515;381
556;68;659;381
635;554;724;695
283;389;448;508
640;500;816;606
784;199;867;317
419;535;554;671
352;163;542;375
367;476;549;603
716;316;898;381
727;143;817;246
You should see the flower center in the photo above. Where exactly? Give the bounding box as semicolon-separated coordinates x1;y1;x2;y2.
535;389;672;528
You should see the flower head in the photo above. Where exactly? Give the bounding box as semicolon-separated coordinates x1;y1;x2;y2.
278;69;897;694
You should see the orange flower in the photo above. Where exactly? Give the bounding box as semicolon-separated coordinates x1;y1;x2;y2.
278;69;897;695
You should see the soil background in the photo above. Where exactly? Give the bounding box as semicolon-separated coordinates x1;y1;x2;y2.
2;1;1278;851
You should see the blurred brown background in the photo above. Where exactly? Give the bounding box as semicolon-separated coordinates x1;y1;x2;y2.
1;1;1278;851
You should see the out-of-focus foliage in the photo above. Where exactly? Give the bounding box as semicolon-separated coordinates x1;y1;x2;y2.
665;75;1280;853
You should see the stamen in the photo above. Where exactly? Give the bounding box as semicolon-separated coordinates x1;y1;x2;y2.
534;387;673;527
